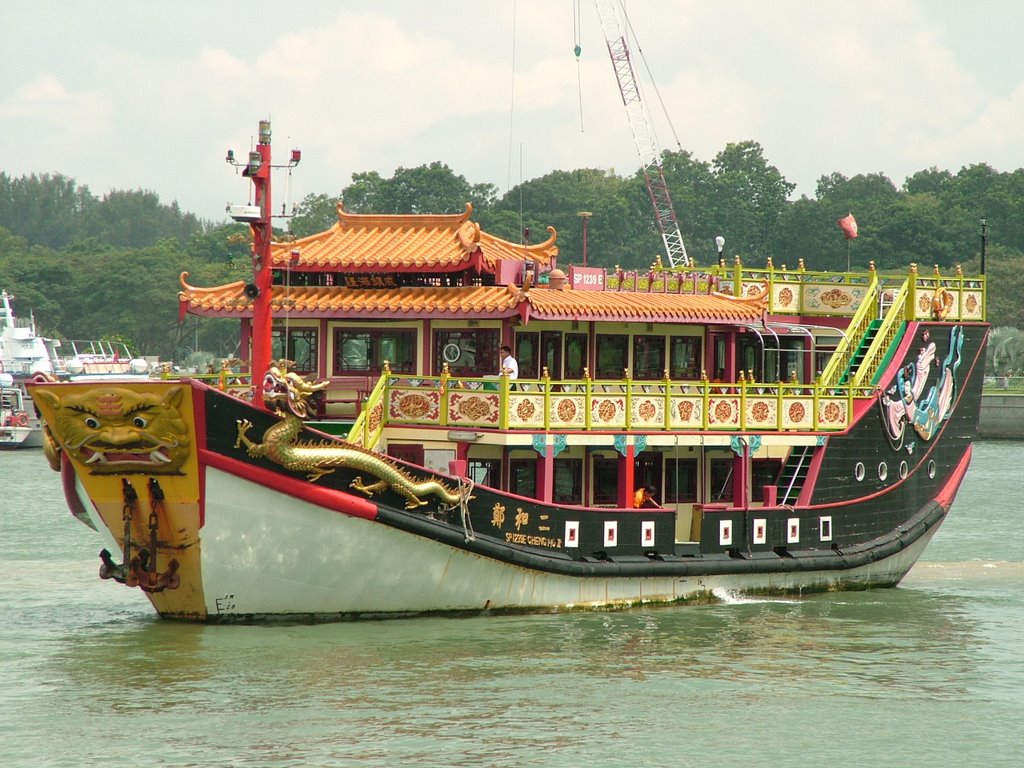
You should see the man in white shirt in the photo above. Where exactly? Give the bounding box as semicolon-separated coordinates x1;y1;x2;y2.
499;344;519;381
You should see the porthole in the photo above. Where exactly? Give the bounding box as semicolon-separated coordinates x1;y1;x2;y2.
899;461;908;479
927;460;936;479
854;462;865;481
878;462;888;481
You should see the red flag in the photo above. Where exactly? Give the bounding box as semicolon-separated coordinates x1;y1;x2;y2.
837;213;859;240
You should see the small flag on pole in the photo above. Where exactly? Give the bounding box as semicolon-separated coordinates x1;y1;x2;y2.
837;213;859;239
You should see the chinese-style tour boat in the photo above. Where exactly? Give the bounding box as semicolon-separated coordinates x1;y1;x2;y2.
28;122;989;622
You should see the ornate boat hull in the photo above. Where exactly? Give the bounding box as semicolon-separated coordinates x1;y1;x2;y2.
32;316;983;622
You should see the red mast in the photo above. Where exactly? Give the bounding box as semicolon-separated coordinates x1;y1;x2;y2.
226;119;300;407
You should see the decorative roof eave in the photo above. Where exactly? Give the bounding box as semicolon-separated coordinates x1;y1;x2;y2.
178;276;525;320
265;202;557;274
520;282;769;325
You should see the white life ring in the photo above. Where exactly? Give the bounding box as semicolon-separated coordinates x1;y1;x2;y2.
442;342;462;364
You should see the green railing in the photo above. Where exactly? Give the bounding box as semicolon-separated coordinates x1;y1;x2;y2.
852;278;910;388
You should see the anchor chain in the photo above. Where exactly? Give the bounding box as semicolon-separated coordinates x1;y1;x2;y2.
97;478;180;592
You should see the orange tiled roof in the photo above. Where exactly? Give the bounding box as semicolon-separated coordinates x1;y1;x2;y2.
179;275;521;318
268;203;557;273
180;273;766;325
523;286;767;324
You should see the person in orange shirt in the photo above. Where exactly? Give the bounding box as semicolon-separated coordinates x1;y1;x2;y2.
634;485;662;509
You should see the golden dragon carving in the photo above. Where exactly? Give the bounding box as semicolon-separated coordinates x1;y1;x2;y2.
234;363;465;510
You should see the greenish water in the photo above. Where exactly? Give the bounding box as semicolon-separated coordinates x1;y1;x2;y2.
2;444;1022;767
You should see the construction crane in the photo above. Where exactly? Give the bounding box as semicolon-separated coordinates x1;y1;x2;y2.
595;0;691;268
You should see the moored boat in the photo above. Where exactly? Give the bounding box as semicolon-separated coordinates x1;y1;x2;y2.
27;121;989;622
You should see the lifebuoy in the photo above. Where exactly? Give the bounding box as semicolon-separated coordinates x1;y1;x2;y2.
931;287;953;319
14;412;29;428
442;342;462;364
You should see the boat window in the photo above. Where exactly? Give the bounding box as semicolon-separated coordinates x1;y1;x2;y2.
592;457;619;505
877;462;888;481
509;458;536;497
665;458;698;503
467;458;501;488
272;327;318;375
669;336;701;380
595;334;628;379
854;462;866;481
515;332;539;379
434;329;498;377
632;335;666;380
541;331;563;379
710;457;734;502
751;459;783;501
334;328;416;375
564;333;588;379
553;458;582;504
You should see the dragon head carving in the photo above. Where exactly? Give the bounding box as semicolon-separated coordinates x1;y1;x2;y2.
262;362;328;419
35;386;191;474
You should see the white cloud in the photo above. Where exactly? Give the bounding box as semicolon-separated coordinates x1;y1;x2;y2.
1;0;1022;218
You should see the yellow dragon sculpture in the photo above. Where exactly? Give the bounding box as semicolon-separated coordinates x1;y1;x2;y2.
234;363;465;510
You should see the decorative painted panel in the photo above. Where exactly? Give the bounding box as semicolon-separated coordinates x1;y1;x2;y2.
506;394;545;428
707;397;740;428
447;391;499;426
803;284;867;315
388;389;441;423
772;283;799;312
548;395;587;428
590;396;626;429
630;395;664;427
961;289;983;320
780;398;813;429
745;397;778;428
817;397;849;428
670;397;703;428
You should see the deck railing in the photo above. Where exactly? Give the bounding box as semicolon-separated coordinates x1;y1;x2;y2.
369;367;870;441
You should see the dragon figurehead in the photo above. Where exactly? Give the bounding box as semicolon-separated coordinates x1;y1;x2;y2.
262;362;328;419
35;386;191;474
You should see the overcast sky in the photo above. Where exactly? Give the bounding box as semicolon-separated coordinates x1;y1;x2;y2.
2;1;1021;223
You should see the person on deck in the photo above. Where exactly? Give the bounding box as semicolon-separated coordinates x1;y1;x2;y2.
499;345;519;381
634;485;662;509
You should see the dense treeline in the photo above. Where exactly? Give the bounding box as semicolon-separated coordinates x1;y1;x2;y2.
2;143;1023;366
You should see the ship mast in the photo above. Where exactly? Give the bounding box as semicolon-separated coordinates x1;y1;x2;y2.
226;120;300;405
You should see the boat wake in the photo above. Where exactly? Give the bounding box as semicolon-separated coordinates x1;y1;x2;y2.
710;587;802;605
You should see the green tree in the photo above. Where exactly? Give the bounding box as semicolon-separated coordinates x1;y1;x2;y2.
707;141;794;265
488;168;647;269
341;162;497;215
290;193;342;237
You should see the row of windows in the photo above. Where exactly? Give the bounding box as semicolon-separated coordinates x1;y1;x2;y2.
273;326;707;380
464;456;782;507
273;324;831;384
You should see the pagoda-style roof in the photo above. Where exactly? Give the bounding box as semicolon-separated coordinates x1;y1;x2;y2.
178;274;767;325
522;286;767;325
268;203;557;274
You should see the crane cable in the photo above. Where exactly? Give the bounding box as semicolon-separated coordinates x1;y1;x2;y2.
574;0;584;132
505;0;518;192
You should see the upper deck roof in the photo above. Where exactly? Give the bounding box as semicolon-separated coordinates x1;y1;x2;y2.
268;203;557;274
178;276;768;324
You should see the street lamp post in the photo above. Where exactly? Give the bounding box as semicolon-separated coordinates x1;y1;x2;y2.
980;217;988;275
715;235;725;265
577;211;593;267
